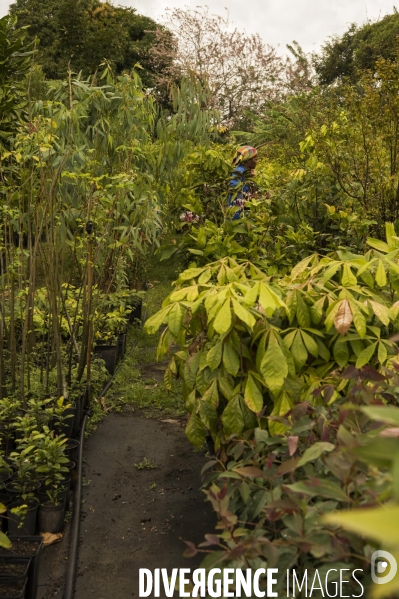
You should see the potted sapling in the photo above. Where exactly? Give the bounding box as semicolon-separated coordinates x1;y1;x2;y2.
5;448;40;536
35;435;69;533
46;396;75;439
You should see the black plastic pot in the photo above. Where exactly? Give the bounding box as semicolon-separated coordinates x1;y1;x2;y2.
94;344;118;374
4;482;40;501
0;557;31;581
65;440;80;465
38;501;65;534
0;494;12;533
129;298;142;323
37;485;66;507
7;500;38;537
0;473;10;485
0;577;27;599
64;462;76;489
0;537;42;599
117;332;126;360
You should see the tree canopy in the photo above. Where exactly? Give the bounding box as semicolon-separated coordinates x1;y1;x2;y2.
9;0;172;85
314;10;399;84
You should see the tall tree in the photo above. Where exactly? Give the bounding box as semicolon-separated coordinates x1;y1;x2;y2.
9;0;172;86
314;10;399;84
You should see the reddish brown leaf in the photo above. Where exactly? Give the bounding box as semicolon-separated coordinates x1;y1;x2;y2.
288;436;299;456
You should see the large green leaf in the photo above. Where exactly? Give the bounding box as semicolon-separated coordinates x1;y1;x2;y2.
244;372;264;413
223;342;240;376
222;396;245;435
185;413;206;448
232;298;256;329
260;332;288;395
206;342;223;370
356;341;378;368
297;442;335;467
213;299;232;334
145;305;172;334
168;303;183;337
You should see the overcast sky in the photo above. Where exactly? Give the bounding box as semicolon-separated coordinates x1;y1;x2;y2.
1;0;398;52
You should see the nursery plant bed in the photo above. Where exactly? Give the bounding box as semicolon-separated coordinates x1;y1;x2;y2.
0;537;42;599
0;578;27;599
0;557;31;580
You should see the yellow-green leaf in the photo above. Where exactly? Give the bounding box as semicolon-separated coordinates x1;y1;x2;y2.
376;260;387;287
213;299;232;334
260;332;288;395
244;373;264;413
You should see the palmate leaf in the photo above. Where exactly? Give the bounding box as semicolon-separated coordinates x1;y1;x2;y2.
349;300;367;338
213;299;232;334
291;331;308;371
260;332;288;395
301;330;319;358
244;372;264;413
376;259;387;287
222;396;245;435
206;342;223;370
356;341;378;368
368;300;390;326
232;298;256;328
168;303;183;337
223;342;239;376
296;292;311;327
333;339;349;368
145;305;172;334
185;413;206;448
341;263;357;287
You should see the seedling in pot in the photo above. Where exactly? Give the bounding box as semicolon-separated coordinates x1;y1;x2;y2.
35;435;69;506
45;396;74;434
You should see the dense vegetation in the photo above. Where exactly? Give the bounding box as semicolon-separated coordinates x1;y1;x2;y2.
2;4;399;595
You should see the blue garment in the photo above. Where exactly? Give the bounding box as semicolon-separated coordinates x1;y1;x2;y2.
228;165;251;220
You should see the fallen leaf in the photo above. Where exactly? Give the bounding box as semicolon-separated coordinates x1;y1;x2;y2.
41;532;63;546
161;419;179;424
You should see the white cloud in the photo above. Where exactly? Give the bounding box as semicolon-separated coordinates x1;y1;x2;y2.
0;0;398;52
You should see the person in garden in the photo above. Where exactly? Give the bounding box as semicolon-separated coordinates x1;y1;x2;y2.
228;145;258;219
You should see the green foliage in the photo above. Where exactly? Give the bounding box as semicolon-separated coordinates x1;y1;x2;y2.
315;11;399;85
0;15;32;148
146;242;399;449
9;0;172;86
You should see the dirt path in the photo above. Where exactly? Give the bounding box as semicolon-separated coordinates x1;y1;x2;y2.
74;411;214;598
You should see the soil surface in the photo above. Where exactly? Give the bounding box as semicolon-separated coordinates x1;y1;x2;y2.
37;410;215;598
